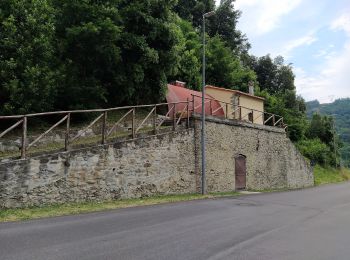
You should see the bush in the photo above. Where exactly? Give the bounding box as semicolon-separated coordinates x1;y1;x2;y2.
297;138;332;166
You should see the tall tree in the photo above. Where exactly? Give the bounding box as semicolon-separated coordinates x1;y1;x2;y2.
54;0;180;108
0;0;57;114
118;0;180;104
171;19;202;90
208;0;250;53
206;36;256;90
174;0;215;28
53;0;122;109
250;55;295;94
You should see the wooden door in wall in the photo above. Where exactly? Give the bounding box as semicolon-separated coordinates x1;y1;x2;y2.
235;155;247;190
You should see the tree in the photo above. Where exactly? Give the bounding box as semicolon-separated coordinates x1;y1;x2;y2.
206;36;256;90
54;0;180;108
207;0;250;53
53;0;122;109
250;55;294;94
0;0;57;114
117;0;180;104
174;0;215;28
305;113;342;166
173;0;196;21
171;19;202;90
297;139;332;166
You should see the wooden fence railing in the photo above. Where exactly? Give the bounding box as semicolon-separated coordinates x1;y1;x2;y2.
0;101;191;159
0;96;286;160
191;94;287;129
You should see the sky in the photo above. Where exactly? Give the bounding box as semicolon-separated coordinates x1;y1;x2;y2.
217;0;350;103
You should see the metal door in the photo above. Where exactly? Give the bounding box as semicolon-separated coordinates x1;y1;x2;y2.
235;155;246;190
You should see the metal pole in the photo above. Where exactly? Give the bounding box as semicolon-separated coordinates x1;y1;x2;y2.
200;11;215;195
201;14;207;195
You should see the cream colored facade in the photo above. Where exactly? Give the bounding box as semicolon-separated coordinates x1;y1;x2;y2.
206;85;265;125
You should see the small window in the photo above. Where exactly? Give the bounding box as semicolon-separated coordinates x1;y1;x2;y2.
248;112;253;123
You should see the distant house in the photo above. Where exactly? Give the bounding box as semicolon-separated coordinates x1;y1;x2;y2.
166;81;265;125
166;81;225;118
205;85;265;125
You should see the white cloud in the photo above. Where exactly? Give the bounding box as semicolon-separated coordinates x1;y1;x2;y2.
281;33;317;58
235;0;303;35
295;14;350;103
296;41;350;103
330;14;350;35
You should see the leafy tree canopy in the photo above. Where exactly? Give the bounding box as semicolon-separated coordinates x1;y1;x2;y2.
0;0;57;115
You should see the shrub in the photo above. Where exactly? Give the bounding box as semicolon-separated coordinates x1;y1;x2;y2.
297;138;332;166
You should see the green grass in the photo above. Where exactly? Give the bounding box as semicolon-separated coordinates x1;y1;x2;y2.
0;192;239;223
314;165;350;186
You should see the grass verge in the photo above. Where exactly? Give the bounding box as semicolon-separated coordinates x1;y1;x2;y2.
314;165;350;186
0;192;239;223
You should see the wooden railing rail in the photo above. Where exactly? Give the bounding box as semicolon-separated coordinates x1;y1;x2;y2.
191;94;286;128
0;95;285;160
28;115;69;149
71;113;104;143
0;101;192;160
107;109;134;137
0;119;23;138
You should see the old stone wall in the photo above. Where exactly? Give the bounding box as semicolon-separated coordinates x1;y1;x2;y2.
0;116;313;208
0;130;197;208
193;116;314;191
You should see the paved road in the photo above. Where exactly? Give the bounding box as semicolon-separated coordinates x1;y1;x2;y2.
2;183;350;260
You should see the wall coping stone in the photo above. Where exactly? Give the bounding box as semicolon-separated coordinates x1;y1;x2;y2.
192;113;286;134
0;129;193;166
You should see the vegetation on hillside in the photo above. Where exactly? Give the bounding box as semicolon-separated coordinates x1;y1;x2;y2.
0;0;344;168
307;99;350;168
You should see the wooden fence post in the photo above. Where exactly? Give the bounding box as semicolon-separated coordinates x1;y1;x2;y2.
226;103;228;119
210;100;213;115
65;113;70;151
101;111;107;144
132;108;136;139
21;116;27;159
173;104;176;131
192;95;195;115
187;98;190;128
153;105;157;135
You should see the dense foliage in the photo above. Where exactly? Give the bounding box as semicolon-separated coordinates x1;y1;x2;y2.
0;0;57;114
0;0;344;167
307;99;350;167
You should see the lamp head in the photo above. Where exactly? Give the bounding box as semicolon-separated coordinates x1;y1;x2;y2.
203;11;215;18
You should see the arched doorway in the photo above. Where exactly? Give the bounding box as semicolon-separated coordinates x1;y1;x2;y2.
235;154;247;190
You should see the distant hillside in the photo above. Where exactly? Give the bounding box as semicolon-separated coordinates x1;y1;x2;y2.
306;98;350;167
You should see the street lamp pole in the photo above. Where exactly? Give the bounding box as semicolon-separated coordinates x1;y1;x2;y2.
201;11;215;195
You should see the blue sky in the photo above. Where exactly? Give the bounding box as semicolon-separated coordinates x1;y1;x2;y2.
216;0;350;103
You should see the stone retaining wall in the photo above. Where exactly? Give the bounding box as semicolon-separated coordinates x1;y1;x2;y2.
193;116;314;192
0;130;197;208
0;117;313;208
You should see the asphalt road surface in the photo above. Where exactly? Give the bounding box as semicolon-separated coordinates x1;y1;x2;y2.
2;183;350;260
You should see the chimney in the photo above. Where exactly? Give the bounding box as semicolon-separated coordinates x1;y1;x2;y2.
248;81;254;95
173;80;186;88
